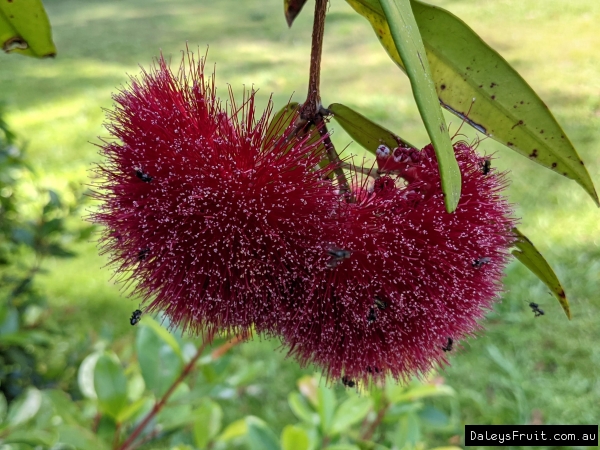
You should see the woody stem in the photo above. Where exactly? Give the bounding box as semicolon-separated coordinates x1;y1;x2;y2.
300;0;350;195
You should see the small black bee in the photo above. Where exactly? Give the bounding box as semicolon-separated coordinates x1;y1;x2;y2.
374;296;387;310
341;376;355;388
367;307;377;324
366;366;380;374
482;158;492;175
135;169;153;183
138;248;150;261
130;309;142;326
472;257;491;268
529;302;545;317
442;337;453;352
327;248;351;268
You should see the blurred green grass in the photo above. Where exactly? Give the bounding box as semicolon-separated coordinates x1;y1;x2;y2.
1;0;599;443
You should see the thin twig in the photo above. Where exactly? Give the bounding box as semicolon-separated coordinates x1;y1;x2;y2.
315;117;350;195
117;334;246;450
117;337;212;450
361;402;390;441
294;0;350;195
301;0;328;120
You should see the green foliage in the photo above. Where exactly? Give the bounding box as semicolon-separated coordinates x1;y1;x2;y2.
0;114;93;407
346;0;598;205
0;317;457;449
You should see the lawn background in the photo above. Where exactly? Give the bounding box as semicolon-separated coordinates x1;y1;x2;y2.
1;0;599;446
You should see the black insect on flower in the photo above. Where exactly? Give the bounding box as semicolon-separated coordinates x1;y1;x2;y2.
130;309;142;325
529;302;545;317
327;248;351;268
135;169;153;182
366;365;380;374
374;296;387;310
341;376;355;388
367;307;377;324
138;248;150;261
442;337;453;352
482;158;492;175
472;257;491;268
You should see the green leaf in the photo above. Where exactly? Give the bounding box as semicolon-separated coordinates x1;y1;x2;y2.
388;383;454;404
288;392;317;424
264;102;299;149
284;0;309;27
156;383;192;431
329;103;415;152
511;227;571;319
216;418;247;442
324;446;361;450
378;0;461;213
0;306;19;335
116;397;147;424
192;399;223;449
45;390;86;427
56;424;111;450
391;412;421;449
0;0;56;57
316;383;336;435
93;354;128;421
0;392;7;425
246;416;280;450
418;405;449;427
330;395;373;435
77;352;101;400
136;324;184;396
2;429;57;446
345;0;598;206
142;316;183;359
6;387;42;427
281;425;310;450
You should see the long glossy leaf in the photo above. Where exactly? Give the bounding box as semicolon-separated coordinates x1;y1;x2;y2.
345;0;598;206
329;103;415;152
0;0;56;57
284;0;309;27
511;228;571;319
378;0;461;213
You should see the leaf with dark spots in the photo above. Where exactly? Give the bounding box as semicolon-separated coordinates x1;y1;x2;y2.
0;0;56;57
344;0;598;206
284;0;309;27
511;228;571;320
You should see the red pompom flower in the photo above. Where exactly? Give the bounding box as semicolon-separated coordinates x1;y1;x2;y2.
92;50;517;386
277;143;516;385
91;53;339;336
